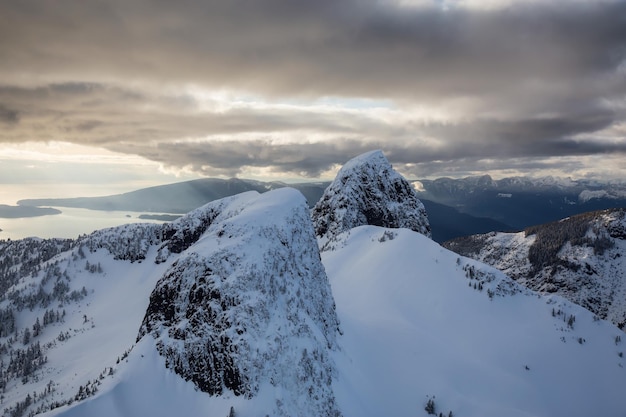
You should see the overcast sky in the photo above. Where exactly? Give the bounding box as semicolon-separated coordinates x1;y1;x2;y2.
1;0;625;199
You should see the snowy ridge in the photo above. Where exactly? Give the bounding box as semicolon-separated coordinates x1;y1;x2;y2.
155;192;258;261
325;226;626;417
138;188;341;417
578;188;626;203
312;150;431;248
445;208;626;330
77;222;162;262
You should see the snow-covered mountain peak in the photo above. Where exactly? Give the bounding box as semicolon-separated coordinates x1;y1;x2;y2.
155;191;259;260
137;188;341;416
312;150;431;248
336;149;387;174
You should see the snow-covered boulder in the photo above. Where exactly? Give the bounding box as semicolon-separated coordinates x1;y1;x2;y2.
138;188;341;417
312;150;431;247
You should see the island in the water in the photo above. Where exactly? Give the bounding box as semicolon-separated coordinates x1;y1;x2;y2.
0;205;61;218
137;214;181;221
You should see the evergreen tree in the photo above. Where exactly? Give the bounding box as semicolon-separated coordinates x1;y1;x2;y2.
22;328;31;345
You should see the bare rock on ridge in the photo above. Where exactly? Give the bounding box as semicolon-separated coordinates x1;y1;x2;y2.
312;150;431;247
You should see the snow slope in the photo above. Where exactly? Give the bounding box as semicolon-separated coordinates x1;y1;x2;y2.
325;226;626;417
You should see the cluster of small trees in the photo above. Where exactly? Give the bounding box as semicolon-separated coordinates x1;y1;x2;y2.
463;264;500;300
0;238;72;298
7;280;86;312
84;261;103;274
525;210;616;273
551;308;576;329
77;222;162;262
74;379;101;402
3;380;56;417
4;392;31;417
0;308;15;339
424;396;453;417
0;342;47;387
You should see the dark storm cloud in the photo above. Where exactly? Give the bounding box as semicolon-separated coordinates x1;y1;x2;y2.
1;0;624;101
0;0;625;178
102;125;626;178
0;104;19;124
405;110;621;160
132;140;372;177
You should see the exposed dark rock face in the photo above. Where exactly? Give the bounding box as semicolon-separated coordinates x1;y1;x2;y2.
141;254;248;396
312;150;431;247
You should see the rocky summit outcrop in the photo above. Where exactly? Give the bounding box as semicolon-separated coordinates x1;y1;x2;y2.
137;188;341;417
312;150;431;247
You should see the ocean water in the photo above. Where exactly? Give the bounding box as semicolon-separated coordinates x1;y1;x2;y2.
0;207;169;240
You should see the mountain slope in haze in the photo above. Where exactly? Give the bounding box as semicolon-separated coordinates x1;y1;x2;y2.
0;205;61;219
312;150;431;246
414;175;626;229
14;175;503;242
444;208;626;330
17;178;329;212
420;199;513;242
17;171;626;240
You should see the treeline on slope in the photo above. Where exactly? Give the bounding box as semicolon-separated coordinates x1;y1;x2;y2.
441;233;492;258
0;212;219;417
0;239;73;296
1;218;191;417
525;209;621;273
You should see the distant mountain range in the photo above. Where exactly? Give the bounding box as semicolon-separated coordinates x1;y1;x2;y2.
16;174;626;243
18;178;327;213
413;175;626;229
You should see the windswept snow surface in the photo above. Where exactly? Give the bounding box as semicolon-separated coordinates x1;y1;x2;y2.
324;226;626;417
